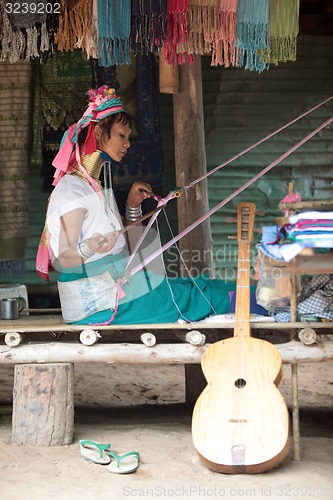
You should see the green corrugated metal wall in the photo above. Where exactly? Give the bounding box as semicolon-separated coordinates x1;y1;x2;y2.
2;35;333;291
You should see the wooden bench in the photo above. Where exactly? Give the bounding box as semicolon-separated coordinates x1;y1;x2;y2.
0;314;332;452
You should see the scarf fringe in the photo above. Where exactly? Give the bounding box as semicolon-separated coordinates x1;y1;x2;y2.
0;23;53;63
164;10;193;65
211;10;237;67
0;0;55;62
259;0;299;65
98;38;131;66
235;0;269;72
55;0;93;53
131;13;167;55
187;5;218;56
259;36;297;65
130;0;167;55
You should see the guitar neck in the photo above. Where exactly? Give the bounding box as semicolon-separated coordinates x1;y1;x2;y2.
234;203;255;338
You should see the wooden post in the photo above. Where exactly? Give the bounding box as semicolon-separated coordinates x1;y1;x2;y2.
12;363;74;446
173;55;213;278
286;183;301;462
173;56;213;405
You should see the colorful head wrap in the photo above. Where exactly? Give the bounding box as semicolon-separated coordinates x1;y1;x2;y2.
52;85;125;189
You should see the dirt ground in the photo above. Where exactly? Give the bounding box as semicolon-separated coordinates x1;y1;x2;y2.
0;361;332;500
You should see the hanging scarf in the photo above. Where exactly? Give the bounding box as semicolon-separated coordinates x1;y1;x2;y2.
235;0;269;72
0;0;55;62
259;0;300;65
211;0;238;67
98;0;131;66
55;0;94;54
130;0;168;55
163;0;193;65
187;0;220;57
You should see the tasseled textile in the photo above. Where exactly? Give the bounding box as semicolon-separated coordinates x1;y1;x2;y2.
187;0;220;57
55;0;96;56
130;0;168;55
235;0;269;72
163;0;193;65
259;0;300;65
211;0;238;67
98;0;131;66
0;0;56;63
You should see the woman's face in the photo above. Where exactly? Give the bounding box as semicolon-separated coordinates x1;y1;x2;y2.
95;120;131;162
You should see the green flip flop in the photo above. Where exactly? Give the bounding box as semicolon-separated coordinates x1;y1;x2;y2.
108;450;140;474
79;440;111;465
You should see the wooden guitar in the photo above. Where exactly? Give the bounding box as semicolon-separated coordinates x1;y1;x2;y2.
192;202;290;474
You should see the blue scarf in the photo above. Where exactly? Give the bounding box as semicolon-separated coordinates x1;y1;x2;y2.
235;0;270;72
98;0;131;66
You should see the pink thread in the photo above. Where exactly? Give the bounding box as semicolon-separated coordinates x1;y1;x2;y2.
125;191;179;272
129;115;333;278
183;96;333;192
88;279;126;326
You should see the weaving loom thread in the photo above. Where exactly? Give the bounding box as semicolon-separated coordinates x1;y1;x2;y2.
129;114;333;279
124;96;333;271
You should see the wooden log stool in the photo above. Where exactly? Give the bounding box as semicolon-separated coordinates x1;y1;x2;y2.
12;363;74;446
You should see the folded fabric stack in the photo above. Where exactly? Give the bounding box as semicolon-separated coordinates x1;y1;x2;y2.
258;211;333;262
288;211;333;242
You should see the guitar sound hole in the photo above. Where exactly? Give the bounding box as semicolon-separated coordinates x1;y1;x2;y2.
235;378;246;388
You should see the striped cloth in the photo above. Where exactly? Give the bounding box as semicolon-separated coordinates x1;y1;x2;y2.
0;61;31;274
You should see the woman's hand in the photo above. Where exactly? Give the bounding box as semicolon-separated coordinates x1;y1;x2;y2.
87;232;120;255
126;181;153;207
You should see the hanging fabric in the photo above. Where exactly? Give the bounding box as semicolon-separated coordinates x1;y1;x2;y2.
163;0;193;64
55;0;95;55
211;0;238;67
187;0;219;57
30;49;94;191
258;0;300;65
130;0;168;55
98;0;131;66
0;61;31;274
235;0;269;72
0;0;56;63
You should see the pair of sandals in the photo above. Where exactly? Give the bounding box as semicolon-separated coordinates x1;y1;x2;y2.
79;440;139;474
